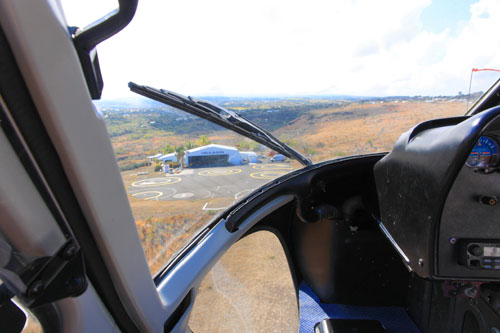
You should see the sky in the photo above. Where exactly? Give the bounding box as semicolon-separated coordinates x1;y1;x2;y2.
61;0;500;98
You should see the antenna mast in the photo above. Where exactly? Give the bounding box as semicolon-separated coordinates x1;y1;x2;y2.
467;68;500;110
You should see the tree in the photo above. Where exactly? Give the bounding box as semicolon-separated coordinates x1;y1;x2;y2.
237;139;260;151
185;140;194;150
196;135;210;146
175;145;185;169
162;144;175;154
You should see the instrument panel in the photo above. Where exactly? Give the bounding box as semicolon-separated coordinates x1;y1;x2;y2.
439;131;500;278
466;136;500;171
374;106;500;279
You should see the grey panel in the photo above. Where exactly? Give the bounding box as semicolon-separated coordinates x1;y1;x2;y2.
438;165;500;279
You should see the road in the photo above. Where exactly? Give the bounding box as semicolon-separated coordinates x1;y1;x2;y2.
127;163;294;203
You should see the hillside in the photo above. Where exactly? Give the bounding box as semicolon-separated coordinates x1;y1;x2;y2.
275;99;468;161
100;97;348;169
99;94;472;169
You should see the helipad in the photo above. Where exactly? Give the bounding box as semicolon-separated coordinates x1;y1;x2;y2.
198;169;242;176
131;177;182;187
252;164;293;170
127;165;297;202
131;191;163;200
173;192;195;199
250;171;289;179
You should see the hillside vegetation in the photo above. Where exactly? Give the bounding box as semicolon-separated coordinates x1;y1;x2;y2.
101;95;471;169
276;100;468;161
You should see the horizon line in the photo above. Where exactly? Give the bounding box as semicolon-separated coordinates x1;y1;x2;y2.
97;91;483;101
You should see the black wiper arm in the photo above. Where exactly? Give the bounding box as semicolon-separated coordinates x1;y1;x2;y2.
128;82;312;166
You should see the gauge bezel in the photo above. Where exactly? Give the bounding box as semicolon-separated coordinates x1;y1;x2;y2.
465;135;500;171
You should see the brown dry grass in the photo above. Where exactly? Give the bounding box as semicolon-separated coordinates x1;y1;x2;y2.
277;101;467;162
189;231;298;332
121;167;235;274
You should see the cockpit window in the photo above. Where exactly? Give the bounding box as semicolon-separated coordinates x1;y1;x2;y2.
103;108;298;274
61;0;500;275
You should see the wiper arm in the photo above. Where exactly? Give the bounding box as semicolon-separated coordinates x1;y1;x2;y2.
128;82;312;166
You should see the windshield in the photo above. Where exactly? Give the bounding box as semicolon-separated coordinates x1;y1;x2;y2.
61;0;500;275
128;82;312;165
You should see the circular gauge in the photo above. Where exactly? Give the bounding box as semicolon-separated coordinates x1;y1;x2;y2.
466;136;500;169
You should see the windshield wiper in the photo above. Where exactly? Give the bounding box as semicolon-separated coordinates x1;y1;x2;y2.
128;82;312;166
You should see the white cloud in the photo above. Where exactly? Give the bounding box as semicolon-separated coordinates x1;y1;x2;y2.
61;0;500;97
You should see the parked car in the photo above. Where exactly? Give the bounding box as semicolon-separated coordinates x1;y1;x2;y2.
270;154;286;163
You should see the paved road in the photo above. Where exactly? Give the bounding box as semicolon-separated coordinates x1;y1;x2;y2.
128;163;294;202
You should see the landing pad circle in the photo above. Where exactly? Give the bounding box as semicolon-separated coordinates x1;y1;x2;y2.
131;191;163;200
250;171;288;180
198;169;242;176
132;177;181;187
252;164;292;170
173;192;195;199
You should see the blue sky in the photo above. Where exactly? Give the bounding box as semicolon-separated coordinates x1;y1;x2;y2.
421;0;476;35
61;0;500;98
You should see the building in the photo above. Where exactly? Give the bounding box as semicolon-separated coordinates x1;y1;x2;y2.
185;144;241;168
157;153;177;163
147;153;163;163
240;151;259;163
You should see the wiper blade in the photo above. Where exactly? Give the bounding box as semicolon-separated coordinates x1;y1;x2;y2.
128;82;312;166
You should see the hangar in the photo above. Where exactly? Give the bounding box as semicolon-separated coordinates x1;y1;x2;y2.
185;144;241;168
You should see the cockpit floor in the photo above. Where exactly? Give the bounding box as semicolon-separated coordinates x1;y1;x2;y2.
299;282;420;332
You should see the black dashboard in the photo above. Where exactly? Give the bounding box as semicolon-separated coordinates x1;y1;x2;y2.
375;105;500;281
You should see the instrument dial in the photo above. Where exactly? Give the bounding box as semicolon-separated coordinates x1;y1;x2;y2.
466;136;500;169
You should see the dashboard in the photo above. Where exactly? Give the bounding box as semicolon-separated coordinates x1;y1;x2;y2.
374;106;500;280
440;126;500;279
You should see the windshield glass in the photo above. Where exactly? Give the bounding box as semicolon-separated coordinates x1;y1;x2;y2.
102;106;300;274
61;0;500;275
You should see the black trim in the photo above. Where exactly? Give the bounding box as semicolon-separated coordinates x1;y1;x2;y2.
0;25;140;332
73;0;138;99
73;0;138;52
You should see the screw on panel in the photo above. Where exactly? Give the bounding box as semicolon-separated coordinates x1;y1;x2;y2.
28;281;44;298
449;237;457;244
62;244;77;260
465;286;478;298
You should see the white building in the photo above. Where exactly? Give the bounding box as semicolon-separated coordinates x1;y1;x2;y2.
185;144;241;167
157;153;177;163
147;153;163;162
240;151;259;163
